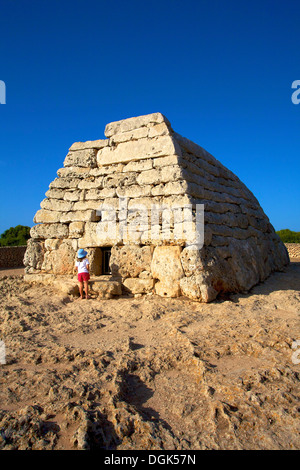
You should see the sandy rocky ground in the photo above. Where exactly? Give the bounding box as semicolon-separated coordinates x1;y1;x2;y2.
0;261;299;450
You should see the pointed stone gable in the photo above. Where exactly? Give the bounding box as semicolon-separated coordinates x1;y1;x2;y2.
24;112;289;302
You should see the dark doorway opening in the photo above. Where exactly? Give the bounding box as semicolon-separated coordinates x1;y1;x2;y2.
102;247;112;275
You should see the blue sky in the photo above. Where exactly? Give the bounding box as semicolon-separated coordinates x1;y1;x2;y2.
0;0;299;234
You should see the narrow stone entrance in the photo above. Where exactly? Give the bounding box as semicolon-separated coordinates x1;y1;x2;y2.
101;247;111;275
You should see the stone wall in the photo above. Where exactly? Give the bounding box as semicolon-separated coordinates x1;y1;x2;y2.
0;246;27;268
285;243;300;258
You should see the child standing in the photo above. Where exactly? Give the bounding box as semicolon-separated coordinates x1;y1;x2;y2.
75;249;90;300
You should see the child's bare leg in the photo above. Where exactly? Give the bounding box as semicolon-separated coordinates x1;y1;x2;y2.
78;281;84;299
84;281;89;299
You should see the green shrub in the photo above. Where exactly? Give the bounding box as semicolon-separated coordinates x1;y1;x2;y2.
0;225;31;247
276;229;300;243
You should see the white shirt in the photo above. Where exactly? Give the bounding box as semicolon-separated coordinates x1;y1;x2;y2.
75;258;90;274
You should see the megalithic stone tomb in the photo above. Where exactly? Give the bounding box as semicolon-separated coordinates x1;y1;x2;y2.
24;113;289;301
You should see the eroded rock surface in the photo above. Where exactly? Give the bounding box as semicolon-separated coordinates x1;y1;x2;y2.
0;263;299;450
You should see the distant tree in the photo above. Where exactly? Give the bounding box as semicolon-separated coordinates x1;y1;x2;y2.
0;225;31;247
276;229;300;243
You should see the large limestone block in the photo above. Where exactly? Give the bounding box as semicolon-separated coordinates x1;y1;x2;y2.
34;209;61;224
40;198;73;212
122;158;153;173
127;196;159;210
64;149;97;168
57;167;89;178
97;197;120;210
123;278;154;294
180;247;206;277
148;122;171;138
73;201;102;211
151;181;189;197
179;242;266;302
109;126;149;144
60;210;100;223
30;223;69;240
90;163;124;176
64;190;82;202
44;239;62;251
44;278;79;296
41;240;76;275
78;177;103;190
153;155;179;167
55;279;79;296
103;172;137;188
90;279;122;299
86;247;102;276
97;136;181;166
126;195;192;216
69;221;85;238
226;238;262;291
104;112;171;137
154;280;181;298
180;273;218;302
69;139;108;151
116;184;152;198
49;177;81;190
151;246;184;281
78;221;122;248
247;215;269;232
110;245;153;278
45;188;66;199
24;239;45;272
274;239;289;267
109;122;172;145
84;188;116;199
136;166;182;186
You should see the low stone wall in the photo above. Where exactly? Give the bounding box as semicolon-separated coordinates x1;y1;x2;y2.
285;243;300;259
0;246;27;268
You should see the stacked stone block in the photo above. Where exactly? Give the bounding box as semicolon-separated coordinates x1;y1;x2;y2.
24;112;289;301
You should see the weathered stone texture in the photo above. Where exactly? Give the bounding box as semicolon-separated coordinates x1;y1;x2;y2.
60;210;100;223
69;139;108;151
34;209;61;224
86;247;102;276
78;221;121;248
40;199;73;212
123;278;154;294
91;279;122;298
97;136;181;166
24;239;45;273
64;149;97;168
104;112;171;137
110;245;153;278
151;246;184;297
30;223;69;240
41;240;76;275
68;222;85;238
